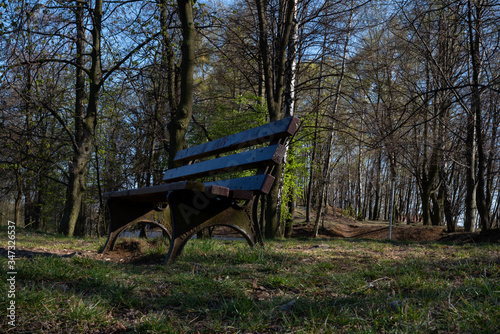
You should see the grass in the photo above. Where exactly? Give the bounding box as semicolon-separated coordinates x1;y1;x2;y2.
0;227;499;333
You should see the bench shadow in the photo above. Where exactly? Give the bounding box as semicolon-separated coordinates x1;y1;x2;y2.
0;247;82;259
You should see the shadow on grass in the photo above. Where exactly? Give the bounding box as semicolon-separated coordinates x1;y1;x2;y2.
0;247;83;259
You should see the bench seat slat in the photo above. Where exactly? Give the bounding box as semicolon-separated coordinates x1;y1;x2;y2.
204;174;275;195
163;144;286;183
103;182;231;203
174;116;299;164
103;181;205;202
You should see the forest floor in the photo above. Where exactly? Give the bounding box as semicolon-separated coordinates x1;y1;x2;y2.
1;210;499;333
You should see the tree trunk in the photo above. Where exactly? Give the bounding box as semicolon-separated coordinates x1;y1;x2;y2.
355;129;363;216
277;0;298;232
60;0;102;236
464;1;480;233
14;168;23;227
468;1;490;233
284;190;295;238
486;104;499;229
371;151;382;220
417;119;439;226
255;0;295;238
305;43;326;223
313;6;352;237
305;122;318;223
284;0;298;119
167;0;196;168
431;190;444;226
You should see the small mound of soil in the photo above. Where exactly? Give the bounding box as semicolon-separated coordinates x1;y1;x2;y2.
102;239;167;265
113;239;143;253
439;229;500;243
290;209;499;243
292;222;447;242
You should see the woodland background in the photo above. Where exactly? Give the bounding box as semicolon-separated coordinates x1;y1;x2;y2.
1;0;499;238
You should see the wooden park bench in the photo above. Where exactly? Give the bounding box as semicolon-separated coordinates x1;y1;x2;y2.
100;116;299;263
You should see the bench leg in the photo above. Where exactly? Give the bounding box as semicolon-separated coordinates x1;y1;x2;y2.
164;190;263;264
100;198;171;254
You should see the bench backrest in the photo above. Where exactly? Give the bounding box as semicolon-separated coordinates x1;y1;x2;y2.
162;116;299;193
